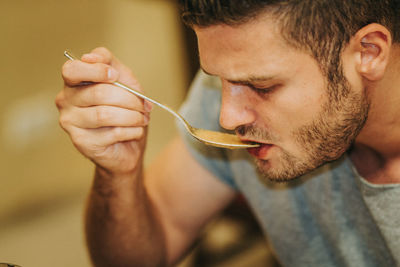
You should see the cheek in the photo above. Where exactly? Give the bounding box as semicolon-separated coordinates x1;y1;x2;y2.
259;83;327;135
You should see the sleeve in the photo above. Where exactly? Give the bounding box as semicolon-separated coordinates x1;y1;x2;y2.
176;70;238;190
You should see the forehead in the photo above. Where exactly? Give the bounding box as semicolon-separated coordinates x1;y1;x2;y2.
194;15;300;81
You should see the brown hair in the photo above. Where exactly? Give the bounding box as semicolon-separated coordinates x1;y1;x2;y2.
179;0;400;97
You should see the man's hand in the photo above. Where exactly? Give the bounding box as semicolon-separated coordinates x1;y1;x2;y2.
56;47;152;175
55;47;236;266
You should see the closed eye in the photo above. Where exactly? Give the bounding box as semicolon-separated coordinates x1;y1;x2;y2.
248;84;279;95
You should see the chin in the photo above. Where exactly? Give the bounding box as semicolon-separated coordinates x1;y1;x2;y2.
254;156;319;183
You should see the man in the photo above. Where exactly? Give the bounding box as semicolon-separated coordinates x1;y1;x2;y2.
56;0;400;266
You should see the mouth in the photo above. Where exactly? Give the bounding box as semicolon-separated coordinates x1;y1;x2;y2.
240;138;274;159
247;144;273;159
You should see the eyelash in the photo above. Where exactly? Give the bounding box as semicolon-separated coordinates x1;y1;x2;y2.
249;84;276;95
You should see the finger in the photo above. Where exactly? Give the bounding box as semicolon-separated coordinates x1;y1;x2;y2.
70;126;145;150
79;47;142;91
90;47;114;64
90;47;135;84
61;105;149;129
64;83;149;112
62;60;119;86
55;90;66;110
81;47;114;64
81;53;105;64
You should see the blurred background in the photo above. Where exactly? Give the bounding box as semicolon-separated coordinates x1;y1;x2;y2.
0;0;277;266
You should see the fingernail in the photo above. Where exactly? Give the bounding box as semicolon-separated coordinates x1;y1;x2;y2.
108;68;119;81
144;100;153;112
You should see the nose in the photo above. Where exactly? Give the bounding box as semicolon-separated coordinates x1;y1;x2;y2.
219;80;256;131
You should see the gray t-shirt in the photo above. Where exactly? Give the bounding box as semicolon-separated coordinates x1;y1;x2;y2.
178;71;400;266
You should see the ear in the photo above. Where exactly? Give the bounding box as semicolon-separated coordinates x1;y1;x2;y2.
349;23;392;81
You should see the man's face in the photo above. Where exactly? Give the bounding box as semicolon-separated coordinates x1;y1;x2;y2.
195;15;369;182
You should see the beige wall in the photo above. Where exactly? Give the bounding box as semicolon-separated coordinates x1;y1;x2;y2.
0;0;189;265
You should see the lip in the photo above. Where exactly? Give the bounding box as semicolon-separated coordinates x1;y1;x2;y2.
240;137;273;159
247;144;273;159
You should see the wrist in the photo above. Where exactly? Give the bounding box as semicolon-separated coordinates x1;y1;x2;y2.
92;165;143;197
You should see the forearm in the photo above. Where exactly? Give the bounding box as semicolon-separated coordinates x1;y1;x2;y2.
57;47;166;266
85;166;167;267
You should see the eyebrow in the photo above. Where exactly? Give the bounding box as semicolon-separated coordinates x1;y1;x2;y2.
200;65;277;84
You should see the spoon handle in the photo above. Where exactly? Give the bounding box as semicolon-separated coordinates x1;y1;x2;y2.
63;50;190;129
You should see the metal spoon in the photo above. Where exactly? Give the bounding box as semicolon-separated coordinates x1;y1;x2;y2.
64;50;259;149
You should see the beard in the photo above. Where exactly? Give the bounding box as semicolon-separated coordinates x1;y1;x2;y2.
238;72;370;183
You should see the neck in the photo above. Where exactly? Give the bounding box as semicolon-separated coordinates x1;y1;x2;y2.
350;45;400;184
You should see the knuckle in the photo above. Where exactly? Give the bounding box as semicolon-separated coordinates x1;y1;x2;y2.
95;107;110;126
127;113;142;126
55;91;65;109
58;113;70;128
61;61;74;80
91;86;104;103
112;127;124;139
138;114;147;125
70;131;85;149
136;127;145;138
